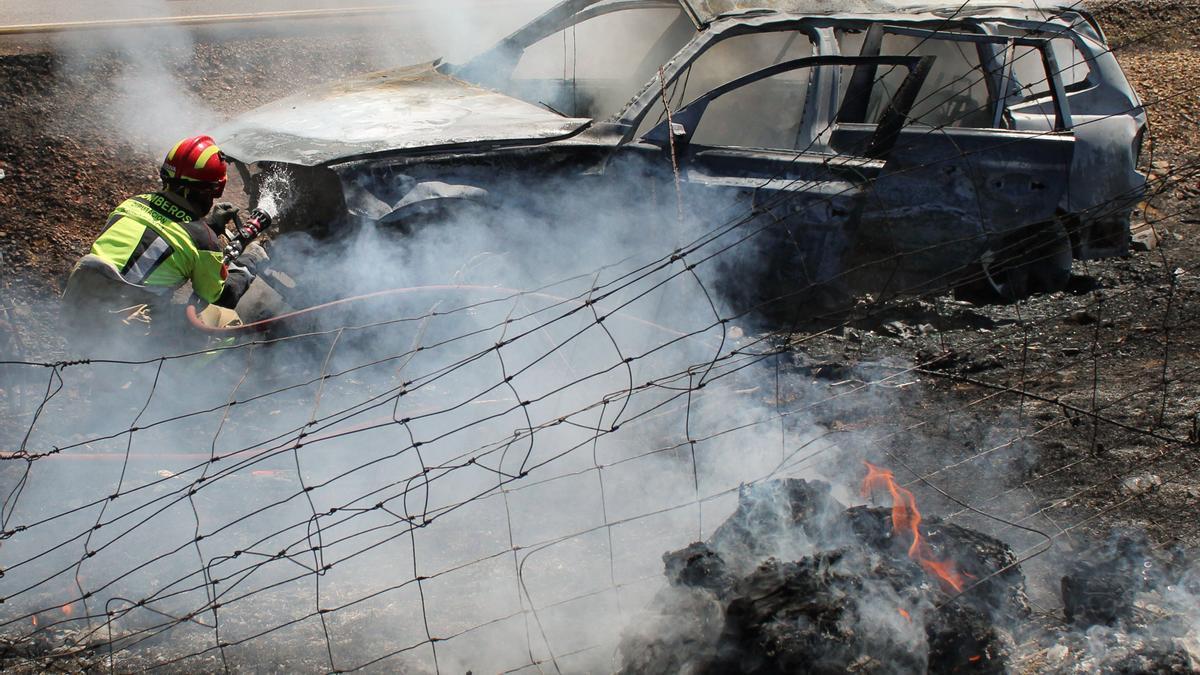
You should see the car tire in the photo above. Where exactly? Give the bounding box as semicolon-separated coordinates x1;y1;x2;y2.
961;220;1073;303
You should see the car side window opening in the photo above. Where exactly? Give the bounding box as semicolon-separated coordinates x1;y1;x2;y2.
635;30;817;148
838;29;993;129
839;26;1073;132
506;6;691;119
644;57;925;158
1007;38;1091;98
1051;37;1091;90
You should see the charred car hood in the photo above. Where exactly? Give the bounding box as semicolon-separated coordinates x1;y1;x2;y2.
214;62;591;167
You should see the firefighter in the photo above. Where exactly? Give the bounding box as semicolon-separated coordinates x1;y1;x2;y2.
61;135;266;353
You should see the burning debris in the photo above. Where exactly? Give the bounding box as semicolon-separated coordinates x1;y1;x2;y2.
618;474;1024;674
619;473;1200;675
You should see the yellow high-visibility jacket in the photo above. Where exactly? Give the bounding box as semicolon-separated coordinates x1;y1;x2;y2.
89;192;238;305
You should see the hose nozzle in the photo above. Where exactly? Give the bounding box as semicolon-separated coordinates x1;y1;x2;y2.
224;208;274;262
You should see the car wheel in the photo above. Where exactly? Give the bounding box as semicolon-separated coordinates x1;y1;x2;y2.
980;220;1074;302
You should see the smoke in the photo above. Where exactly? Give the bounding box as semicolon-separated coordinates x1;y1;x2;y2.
0;140;858;672
43;0;556;152
1;165;1177;673
6;116;1055;669
50;9;217;149
361;0;560;65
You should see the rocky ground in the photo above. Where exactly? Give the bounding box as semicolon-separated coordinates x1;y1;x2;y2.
0;1;1198;670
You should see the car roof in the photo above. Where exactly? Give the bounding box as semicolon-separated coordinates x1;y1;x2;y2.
674;0;1082;25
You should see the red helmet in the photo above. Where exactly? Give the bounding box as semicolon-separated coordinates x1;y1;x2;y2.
160;135;227;198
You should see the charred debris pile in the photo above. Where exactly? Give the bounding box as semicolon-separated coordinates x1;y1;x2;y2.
618;475;1199;674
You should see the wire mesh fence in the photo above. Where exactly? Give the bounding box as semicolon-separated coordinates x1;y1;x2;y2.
1;2;1198;672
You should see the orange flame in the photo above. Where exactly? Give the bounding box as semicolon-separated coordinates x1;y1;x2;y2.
861;462;971;592
61;603;74;617
31;615;38;627
897;608;911;621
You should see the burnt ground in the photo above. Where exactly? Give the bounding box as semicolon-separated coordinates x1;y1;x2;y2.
0;1;1199;670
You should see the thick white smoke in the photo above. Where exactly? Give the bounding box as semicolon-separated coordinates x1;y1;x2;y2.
0;166;864;671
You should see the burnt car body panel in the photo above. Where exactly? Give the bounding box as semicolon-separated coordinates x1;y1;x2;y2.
213;0;1150;309
973;14;1147;258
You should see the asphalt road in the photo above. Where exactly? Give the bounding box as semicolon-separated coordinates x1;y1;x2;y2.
0;0;554;57
0;0;548;27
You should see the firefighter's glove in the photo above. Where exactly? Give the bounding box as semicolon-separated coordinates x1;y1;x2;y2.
235;241;270;275
204;203;239;235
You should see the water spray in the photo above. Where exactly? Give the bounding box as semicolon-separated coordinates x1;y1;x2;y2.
223;167;292;262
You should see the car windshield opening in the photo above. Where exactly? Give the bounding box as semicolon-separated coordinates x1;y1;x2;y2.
457;2;693;120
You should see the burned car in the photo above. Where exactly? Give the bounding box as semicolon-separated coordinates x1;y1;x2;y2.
215;0;1147;313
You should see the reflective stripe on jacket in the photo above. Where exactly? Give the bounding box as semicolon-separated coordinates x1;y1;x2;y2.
90;192;228;304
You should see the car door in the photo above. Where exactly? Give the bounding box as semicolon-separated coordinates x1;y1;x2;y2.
628;54;934;310
836;24;1076;296
979;18;1147;258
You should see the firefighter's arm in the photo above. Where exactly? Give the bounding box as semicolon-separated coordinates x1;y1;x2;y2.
192;250;244;308
195;245;267;309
